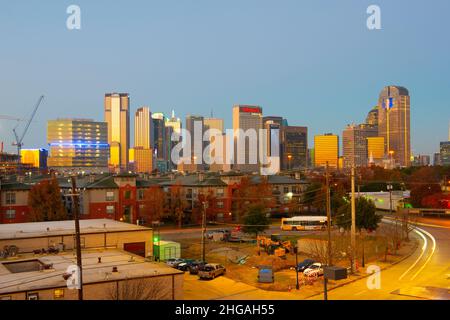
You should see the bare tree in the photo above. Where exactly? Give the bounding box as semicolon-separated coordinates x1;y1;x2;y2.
105;277;172;300
399;209;416;241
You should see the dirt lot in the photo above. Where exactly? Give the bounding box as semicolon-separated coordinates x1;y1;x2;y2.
179;232;418;297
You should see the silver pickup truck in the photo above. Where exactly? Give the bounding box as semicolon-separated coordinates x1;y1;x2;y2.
198;263;226;280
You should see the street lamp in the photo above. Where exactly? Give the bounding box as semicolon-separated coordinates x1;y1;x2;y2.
287;154;292;171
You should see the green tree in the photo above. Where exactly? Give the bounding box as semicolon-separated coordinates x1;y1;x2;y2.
336;197;381;231
28;178;67;222
242;204;270;237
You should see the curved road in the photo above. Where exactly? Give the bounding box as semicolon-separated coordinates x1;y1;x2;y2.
310;220;450;300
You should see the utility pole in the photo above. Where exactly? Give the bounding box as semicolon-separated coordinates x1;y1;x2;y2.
70;176;83;301
201;201;207;262
325;162;332;267
351;166;356;272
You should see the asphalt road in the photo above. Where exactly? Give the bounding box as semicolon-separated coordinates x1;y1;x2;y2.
309;220;450;300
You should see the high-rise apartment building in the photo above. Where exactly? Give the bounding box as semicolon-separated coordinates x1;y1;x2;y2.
342;124;377;168
377;86;411;167
232;105;263;173
314;134;339;168
47;119;109;170
104;93;130;170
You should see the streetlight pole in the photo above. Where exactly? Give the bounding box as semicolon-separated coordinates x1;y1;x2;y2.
70;176;83;301
351;166;356;272
325;162;332;266
201;201;207;262
295;246;299;290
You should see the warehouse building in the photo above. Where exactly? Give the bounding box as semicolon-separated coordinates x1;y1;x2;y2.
0;219;153;258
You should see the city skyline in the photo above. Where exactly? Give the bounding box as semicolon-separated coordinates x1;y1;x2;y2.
1;1;449;156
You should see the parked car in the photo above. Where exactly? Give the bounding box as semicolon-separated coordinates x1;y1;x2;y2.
188;261;208;275
296;259;316;272
198;263;226;280
175;259;196;271
166;258;184;268
303;262;324;277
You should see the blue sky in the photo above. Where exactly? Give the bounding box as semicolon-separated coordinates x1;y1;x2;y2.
0;0;449;155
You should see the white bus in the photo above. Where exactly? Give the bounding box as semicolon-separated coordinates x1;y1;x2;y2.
281;216;328;231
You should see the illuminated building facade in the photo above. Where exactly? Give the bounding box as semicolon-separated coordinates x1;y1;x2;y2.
377;86;411;167
47;119;109;169
367;136;385;165
441;141;450;166
314;134;339;168
104;93;130;170
20;149;48;170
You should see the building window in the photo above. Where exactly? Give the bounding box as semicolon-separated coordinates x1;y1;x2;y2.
5;192;16;205
5;210;16;220
106;191;114;201
283;187;289;194
217;201;224;209
54;289;64;299
138;189;145;200
186;188;193;199
27;292;39;300
106;205;115;214
217;188;224;197
124;190;132;200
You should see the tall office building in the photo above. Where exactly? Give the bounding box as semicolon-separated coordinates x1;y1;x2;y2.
20;149;48;170
314;134;339;168
152;112;167;171
366;107;379;127
104;93;130;170
204;117;224;167
440;141;450;166
133;107;153;173
232;105;263;173
377;86;411;167
47;119;109;170
342;124;378;168
367;136;385;165
282;126;308;170
186;115;205;165
134;107;153;149
263;116;284;170
165;110;182;171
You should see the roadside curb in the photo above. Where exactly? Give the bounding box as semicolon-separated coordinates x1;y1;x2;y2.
303;235;420;300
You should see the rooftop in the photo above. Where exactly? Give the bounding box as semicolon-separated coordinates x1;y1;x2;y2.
0;249;182;295
0;219;151;240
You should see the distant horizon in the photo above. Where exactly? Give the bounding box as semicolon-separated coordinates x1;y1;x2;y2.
1;1;449;155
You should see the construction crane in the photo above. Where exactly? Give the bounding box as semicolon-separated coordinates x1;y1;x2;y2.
11;95;44;165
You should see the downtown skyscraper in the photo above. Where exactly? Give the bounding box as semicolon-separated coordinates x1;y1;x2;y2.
233;105;263;173
377;86;411;167
104;93;130;171
133;107;154;173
